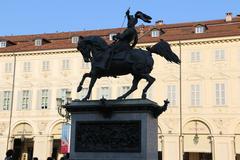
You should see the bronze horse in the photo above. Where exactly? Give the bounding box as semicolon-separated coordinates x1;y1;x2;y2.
77;36;180;101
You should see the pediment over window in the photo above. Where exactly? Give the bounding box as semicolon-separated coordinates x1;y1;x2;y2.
186;74;204;81
162;75;179;82
61;80;73;86
38;81;52;88
19;81;34;88
210;72;230;80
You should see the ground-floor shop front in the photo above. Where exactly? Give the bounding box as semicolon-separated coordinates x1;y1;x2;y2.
1;120;240;160
0;121;67;160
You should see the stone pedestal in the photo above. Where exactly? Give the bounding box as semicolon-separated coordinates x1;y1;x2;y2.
66;99;167;160
33;136;49;159
0;136;8;160
214;136;235;160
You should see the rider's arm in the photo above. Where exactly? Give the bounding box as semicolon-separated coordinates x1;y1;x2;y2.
126;9;130;20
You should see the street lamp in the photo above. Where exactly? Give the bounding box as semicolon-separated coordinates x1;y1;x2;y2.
56;90;72;122
21;123;26;142
193;121;199;144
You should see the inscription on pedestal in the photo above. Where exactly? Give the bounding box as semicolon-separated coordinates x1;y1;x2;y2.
75;121;141;152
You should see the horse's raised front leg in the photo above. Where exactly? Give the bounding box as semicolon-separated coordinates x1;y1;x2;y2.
82;76;97;101
117;76;141;100
141;74;155;99
77;73;91;92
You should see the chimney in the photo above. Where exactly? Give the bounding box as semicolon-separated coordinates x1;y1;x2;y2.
155;20;164;25
225;12;233;22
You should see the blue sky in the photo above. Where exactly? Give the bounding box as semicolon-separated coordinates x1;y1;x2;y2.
1;0;240;36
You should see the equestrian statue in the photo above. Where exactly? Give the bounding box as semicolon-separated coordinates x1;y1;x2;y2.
76;9;181;101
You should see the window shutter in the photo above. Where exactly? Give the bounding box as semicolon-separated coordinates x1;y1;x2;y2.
147;87;152;100
48;89;52;109
29;90;33;110
57;89;61;99
0;91;3;111
97;88;100;99
37;90;41;109
17;91;22;110
56;89;61;109
108;87;112;99
118;87;122;97
9;91;13;110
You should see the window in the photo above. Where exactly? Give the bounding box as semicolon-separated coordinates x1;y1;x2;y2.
5;63;12;73
71;36;79;43
215;49;225;61
216;83;225;106
0;41;7;48
41;89;48;109
191;52;200;62
109;33;117;41
119;86;131;98
22;90;30;110
35;39;42;46
78;88;89;100
191;85;200;106
62;59;70;70
151;29;160;37
3;91;11;110
23;62;31;72
82;59;90;69
167;85;176;106
99;87;111;99
42;61;50;71
60;88;69;103
195;26;205;33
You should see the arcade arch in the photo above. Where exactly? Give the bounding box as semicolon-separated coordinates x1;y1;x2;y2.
49;121;70;160
235;122;240;159
12;122;34;160
183;120;213;160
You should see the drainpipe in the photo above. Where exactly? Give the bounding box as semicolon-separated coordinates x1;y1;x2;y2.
179;40;183;160
6;53;17;151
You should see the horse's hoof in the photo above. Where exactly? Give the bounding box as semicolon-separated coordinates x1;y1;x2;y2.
81;97;88;101
142;93;147;99
117;97;122;100
117;96;124;100
77;86;83;92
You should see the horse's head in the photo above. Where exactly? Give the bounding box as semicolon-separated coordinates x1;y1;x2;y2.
77;36;108;63
77;36;92;62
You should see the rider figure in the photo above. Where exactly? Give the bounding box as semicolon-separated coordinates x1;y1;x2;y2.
111;9;139;51
98;9;152;70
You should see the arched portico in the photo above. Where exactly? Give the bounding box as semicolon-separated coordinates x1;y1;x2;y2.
235;122;240;159
12;122;34;160
48;120;71;160
183;119;213;160
158;125;163;160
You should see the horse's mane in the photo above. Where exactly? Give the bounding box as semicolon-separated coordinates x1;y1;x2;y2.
83;36;109;51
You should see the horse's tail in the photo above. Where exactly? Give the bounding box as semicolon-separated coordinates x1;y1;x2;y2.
146;39;181;64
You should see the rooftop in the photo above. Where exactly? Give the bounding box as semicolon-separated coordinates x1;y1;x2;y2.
1;16;240;53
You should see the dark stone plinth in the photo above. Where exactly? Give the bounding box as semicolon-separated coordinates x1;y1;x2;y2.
67;99;167;160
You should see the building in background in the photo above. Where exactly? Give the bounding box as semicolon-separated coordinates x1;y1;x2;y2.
0;12;240;160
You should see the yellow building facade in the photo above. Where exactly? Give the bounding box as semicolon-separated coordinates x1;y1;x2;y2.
0;13;240;160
